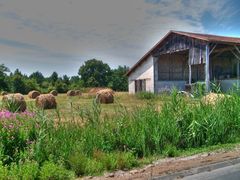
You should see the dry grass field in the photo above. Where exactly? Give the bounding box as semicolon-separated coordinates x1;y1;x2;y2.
3;92;170;121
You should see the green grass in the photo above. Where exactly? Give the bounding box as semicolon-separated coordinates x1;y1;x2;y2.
1;91;240;178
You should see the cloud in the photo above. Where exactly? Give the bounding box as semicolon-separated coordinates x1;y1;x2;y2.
0;0;238;76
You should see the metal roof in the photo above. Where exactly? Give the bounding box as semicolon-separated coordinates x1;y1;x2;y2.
126;30;240;76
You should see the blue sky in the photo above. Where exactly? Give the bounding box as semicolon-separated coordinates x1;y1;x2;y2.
0;0;240;76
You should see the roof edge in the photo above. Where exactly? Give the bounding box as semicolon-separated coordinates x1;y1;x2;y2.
126;30;240;76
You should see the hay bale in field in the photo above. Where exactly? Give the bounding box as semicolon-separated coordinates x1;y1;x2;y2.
50;90;58;96
96;89;114;104
36;94;57;109
201;93;230;105
28;90;40;99
75;90;82;96
67;90;75;96
1;91;8;96
2;93;26;112
89;87;114;95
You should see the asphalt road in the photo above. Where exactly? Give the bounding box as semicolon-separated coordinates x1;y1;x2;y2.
153;158;240;180
182;162;240;180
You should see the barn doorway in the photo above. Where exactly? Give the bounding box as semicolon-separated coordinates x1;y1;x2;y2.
135;79;146;92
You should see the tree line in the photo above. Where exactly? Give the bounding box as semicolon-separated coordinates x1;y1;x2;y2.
0;59;129;94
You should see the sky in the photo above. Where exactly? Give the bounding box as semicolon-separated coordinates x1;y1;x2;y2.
0;0;240;77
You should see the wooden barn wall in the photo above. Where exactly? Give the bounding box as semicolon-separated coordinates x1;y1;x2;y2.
210;54;236;80
153;34;206;66
191;64;205;82
157;53;188;81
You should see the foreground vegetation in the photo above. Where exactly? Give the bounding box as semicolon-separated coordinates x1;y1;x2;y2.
1;91;240;179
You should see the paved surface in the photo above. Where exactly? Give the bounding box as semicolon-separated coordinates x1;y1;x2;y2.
87;148;240;180
153;158;240;180
182;162;240;180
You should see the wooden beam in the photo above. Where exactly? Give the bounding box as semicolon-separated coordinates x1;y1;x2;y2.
209;44;217;55
234;45;240;54
231;50;240;60
211;47;234;54
237;61;239;89
205;44;210;92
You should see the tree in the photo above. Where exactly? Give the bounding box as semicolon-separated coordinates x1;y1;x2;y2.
12;75;26;94
24;78;39;92
69;76;83;90
13;69;23;77
78;59;111;87
55;79;68;93
63;75;70;85
49;72;58;85
108;66;129;91
0;64;10;91
0;64;9;76
29;71;45;85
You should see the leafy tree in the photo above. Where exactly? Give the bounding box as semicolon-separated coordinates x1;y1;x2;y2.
78;59;111;87
63;75;70;85
13;69;23;77
69;76;83;90
29;71;45;85
0;64;9;76
108;66;129;91
0;64;10;91
55;79;68;93
49;72;58;85
12;75;26;94
24;79;40;92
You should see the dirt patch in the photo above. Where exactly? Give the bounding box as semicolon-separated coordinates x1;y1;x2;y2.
81;147;240;180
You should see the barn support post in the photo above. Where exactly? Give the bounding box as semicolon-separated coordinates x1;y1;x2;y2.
153;56;158;93
205;43;210;92
188;64;192;84
231;46;240;90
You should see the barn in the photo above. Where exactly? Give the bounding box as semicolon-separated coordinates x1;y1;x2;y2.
127;31;240;94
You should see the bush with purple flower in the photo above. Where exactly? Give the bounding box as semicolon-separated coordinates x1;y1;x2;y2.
0;110;38;164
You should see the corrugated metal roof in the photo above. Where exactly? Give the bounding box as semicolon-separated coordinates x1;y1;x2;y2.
126;30;240;76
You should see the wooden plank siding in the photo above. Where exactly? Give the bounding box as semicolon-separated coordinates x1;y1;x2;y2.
157;53;188;81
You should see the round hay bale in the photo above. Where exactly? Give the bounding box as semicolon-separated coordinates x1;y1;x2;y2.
50;90;58;96
1;91;8;96
36;94;57;109
28;90;40;99
75;90;82;96
67;90;75;96
201;93;230;105
96;89;114;104
89;87;114;95
2;93;26;112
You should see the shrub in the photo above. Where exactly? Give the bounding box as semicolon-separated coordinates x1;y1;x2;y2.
2;93;27;112
0;110;36;164
192;82;205;98
116;152;138;170
0;161;8;179
8;161;39;180
67;151;89;176
163;144;179;157
39;161;75;180
136;92;156;100
93;150;117;171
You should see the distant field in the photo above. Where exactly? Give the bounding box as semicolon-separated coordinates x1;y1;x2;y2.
0;92;170;121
